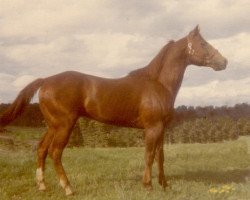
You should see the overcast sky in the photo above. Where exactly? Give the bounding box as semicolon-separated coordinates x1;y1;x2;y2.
0;0;249;107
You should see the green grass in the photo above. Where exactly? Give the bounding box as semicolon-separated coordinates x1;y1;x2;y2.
6;126;46;140
1;128;250;199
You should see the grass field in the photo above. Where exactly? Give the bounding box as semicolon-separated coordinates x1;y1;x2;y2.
1;127;250;199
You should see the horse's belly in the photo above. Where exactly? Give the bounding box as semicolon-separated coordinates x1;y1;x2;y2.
83;97;141;128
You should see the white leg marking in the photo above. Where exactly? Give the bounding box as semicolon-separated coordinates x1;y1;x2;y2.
65;186;73;196
36;168;46;191
59;179;66;188
38;182;46;191
36;168;43;182
60;179;73;195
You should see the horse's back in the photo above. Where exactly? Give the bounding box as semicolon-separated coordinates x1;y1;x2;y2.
82;76;147;126
38;71;142;124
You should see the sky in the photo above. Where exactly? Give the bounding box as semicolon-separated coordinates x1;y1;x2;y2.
0;0;249;107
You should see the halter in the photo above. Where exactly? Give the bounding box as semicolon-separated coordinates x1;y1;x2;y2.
188;42;195;55
187;40;218;65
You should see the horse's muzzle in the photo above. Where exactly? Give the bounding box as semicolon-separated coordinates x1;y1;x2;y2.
212;57;228;71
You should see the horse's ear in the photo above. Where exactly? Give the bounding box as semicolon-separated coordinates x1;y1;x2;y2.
188;25;200;38
195;25;200;32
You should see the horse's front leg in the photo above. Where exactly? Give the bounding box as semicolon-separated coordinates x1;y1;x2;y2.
143;122;164;190
155;135;167;189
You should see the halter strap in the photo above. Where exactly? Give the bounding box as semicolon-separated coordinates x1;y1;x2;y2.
188;42;195;55
187;39;218;65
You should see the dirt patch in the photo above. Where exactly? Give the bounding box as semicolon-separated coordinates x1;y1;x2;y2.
0;135;14;145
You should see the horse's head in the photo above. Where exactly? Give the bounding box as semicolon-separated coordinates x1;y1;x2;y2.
186;25;228;71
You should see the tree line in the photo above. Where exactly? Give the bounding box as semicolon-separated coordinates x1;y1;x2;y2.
0;103;249;127
0;103;44;127
0;103;249;146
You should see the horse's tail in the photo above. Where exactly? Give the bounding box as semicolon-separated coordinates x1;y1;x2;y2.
0;78;44;129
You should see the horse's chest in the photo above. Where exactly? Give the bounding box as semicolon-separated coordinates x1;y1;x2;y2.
140;91;170;119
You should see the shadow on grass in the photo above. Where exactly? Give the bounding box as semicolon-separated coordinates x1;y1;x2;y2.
100;168;250;185
170;168;250;184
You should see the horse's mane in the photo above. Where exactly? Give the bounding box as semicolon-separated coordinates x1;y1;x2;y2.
128;40;175;80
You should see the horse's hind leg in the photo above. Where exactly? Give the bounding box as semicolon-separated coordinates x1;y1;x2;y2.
49;123;75;196
36;128;54;191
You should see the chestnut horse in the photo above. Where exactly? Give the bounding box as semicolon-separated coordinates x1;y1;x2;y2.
0;26;227;195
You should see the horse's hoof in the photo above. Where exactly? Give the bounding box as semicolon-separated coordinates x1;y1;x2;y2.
143;182;153;191
38;182;46;191
147;186;153;192
158;175;168;189
65;186;74;196
159;180;168;189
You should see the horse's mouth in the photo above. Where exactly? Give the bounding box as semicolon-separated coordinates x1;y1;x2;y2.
212;64;227;71
208;60;227;71
208;57;228;71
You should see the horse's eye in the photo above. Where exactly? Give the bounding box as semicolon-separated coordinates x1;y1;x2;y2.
201;42;207;47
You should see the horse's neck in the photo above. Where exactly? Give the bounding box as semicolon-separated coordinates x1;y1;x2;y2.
157;39;188;105
158;60;187;104
128;38;188;105
128;43;172;79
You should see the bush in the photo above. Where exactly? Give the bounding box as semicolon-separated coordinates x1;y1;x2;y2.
76;117;250;147
165;117;250;144
68;122;84;147
78;118;144;147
